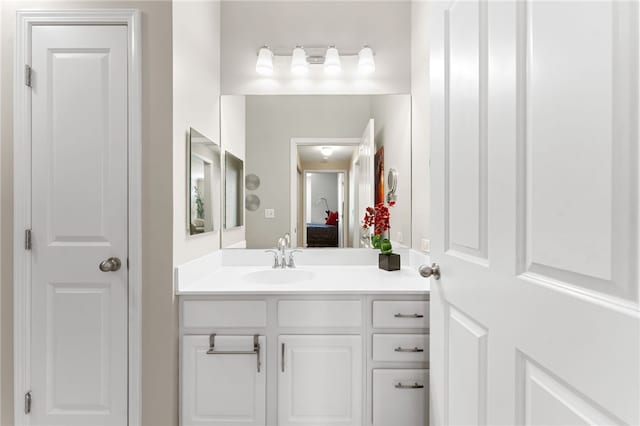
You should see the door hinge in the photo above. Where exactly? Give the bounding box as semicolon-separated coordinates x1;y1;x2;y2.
24;391;32;414
25;229;32;250
24;65;32;87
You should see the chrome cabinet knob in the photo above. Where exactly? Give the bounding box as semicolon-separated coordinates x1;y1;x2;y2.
419;263;440;280
99;257;122;272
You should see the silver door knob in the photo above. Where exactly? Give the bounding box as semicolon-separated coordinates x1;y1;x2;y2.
419;263;440;280
99;257;122;272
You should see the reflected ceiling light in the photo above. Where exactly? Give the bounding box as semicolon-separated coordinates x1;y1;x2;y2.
324;46;341;75
358;46;375;74
291;46;309;75
256;46;274;76
320;147;334;157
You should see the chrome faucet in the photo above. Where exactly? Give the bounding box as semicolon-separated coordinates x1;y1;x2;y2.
287;250;302;268
277;237;287;268
266;233;300;269
264;249;280;269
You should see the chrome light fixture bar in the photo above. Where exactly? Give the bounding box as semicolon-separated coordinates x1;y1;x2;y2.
255;45;375;76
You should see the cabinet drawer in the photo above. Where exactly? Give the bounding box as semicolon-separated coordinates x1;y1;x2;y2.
373;334;429;363
373;369;428;426
182;300;267;328
278;300;362;328
372;301;429;329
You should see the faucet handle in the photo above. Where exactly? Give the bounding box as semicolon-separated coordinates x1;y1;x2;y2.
287;249;303;268
265;249;280;269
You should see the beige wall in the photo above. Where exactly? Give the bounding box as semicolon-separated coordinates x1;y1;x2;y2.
0;2;176;425
411;0;431;251
173;0;222;266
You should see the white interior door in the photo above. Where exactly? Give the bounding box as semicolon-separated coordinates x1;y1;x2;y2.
354;119;374;248
429;1;639;425
30;25;129;426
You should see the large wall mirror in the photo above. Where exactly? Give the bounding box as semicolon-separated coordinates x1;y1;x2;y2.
188;128;221;236
220;95;412;249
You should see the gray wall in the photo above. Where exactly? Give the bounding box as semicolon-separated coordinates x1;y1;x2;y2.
307;173;339;224
371;95;413;247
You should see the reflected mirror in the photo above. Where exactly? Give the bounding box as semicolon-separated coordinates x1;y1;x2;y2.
188;128;221;236
220;95;411;249
225;151;244;229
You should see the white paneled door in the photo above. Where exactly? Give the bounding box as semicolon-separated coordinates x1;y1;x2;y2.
353;119;374;247
429;1;639;425
30;25;129;425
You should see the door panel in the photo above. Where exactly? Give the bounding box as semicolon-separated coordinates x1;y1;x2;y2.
430;1;639;425
447;307;487;425
520;1;637;301
31;25;128;426
446;0;488;262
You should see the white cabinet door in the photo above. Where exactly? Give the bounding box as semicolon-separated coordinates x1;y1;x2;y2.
429;1;639;425
278;335;362;426
30;25;129;426
182;335;266;426
373;369;428;426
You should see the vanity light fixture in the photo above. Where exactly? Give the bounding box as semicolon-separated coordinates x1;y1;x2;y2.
320;146;334;157
291;46;309;75
256;46;274;76
256;45;374;76
358;46;376;74
324;46;342;75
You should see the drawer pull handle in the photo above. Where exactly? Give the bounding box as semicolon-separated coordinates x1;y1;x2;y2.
394;346;424;353
206;334;261;373
394;313;424;318
395;382;424;389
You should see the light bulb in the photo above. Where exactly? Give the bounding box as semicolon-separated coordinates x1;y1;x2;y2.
358;46;375;74
324;46;341;75
320;147;333;157
256;46;274;76
291;46;308;75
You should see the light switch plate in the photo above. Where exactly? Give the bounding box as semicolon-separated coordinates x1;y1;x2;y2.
421;238;430;252
264;208;275;219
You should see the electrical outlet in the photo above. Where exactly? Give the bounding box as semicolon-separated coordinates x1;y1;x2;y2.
397;232;404;243
264;208;275;219
421;238;430;252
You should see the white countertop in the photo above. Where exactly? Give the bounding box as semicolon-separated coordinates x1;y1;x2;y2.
175;249;431;295
177;265;429;295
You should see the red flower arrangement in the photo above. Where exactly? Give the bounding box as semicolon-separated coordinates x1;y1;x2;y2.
362;201;396;235
362;200;396;254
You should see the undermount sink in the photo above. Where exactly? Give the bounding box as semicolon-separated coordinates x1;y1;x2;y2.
243;269;315;285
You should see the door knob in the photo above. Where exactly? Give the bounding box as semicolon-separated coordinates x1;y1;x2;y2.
418;263;440;280
99;257;122;272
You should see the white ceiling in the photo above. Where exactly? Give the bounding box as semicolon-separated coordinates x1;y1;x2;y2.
298;145;357;164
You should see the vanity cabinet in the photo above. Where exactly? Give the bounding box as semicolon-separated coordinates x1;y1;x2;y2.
180;294;429;426
278;335;362;426
181;335;267;426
